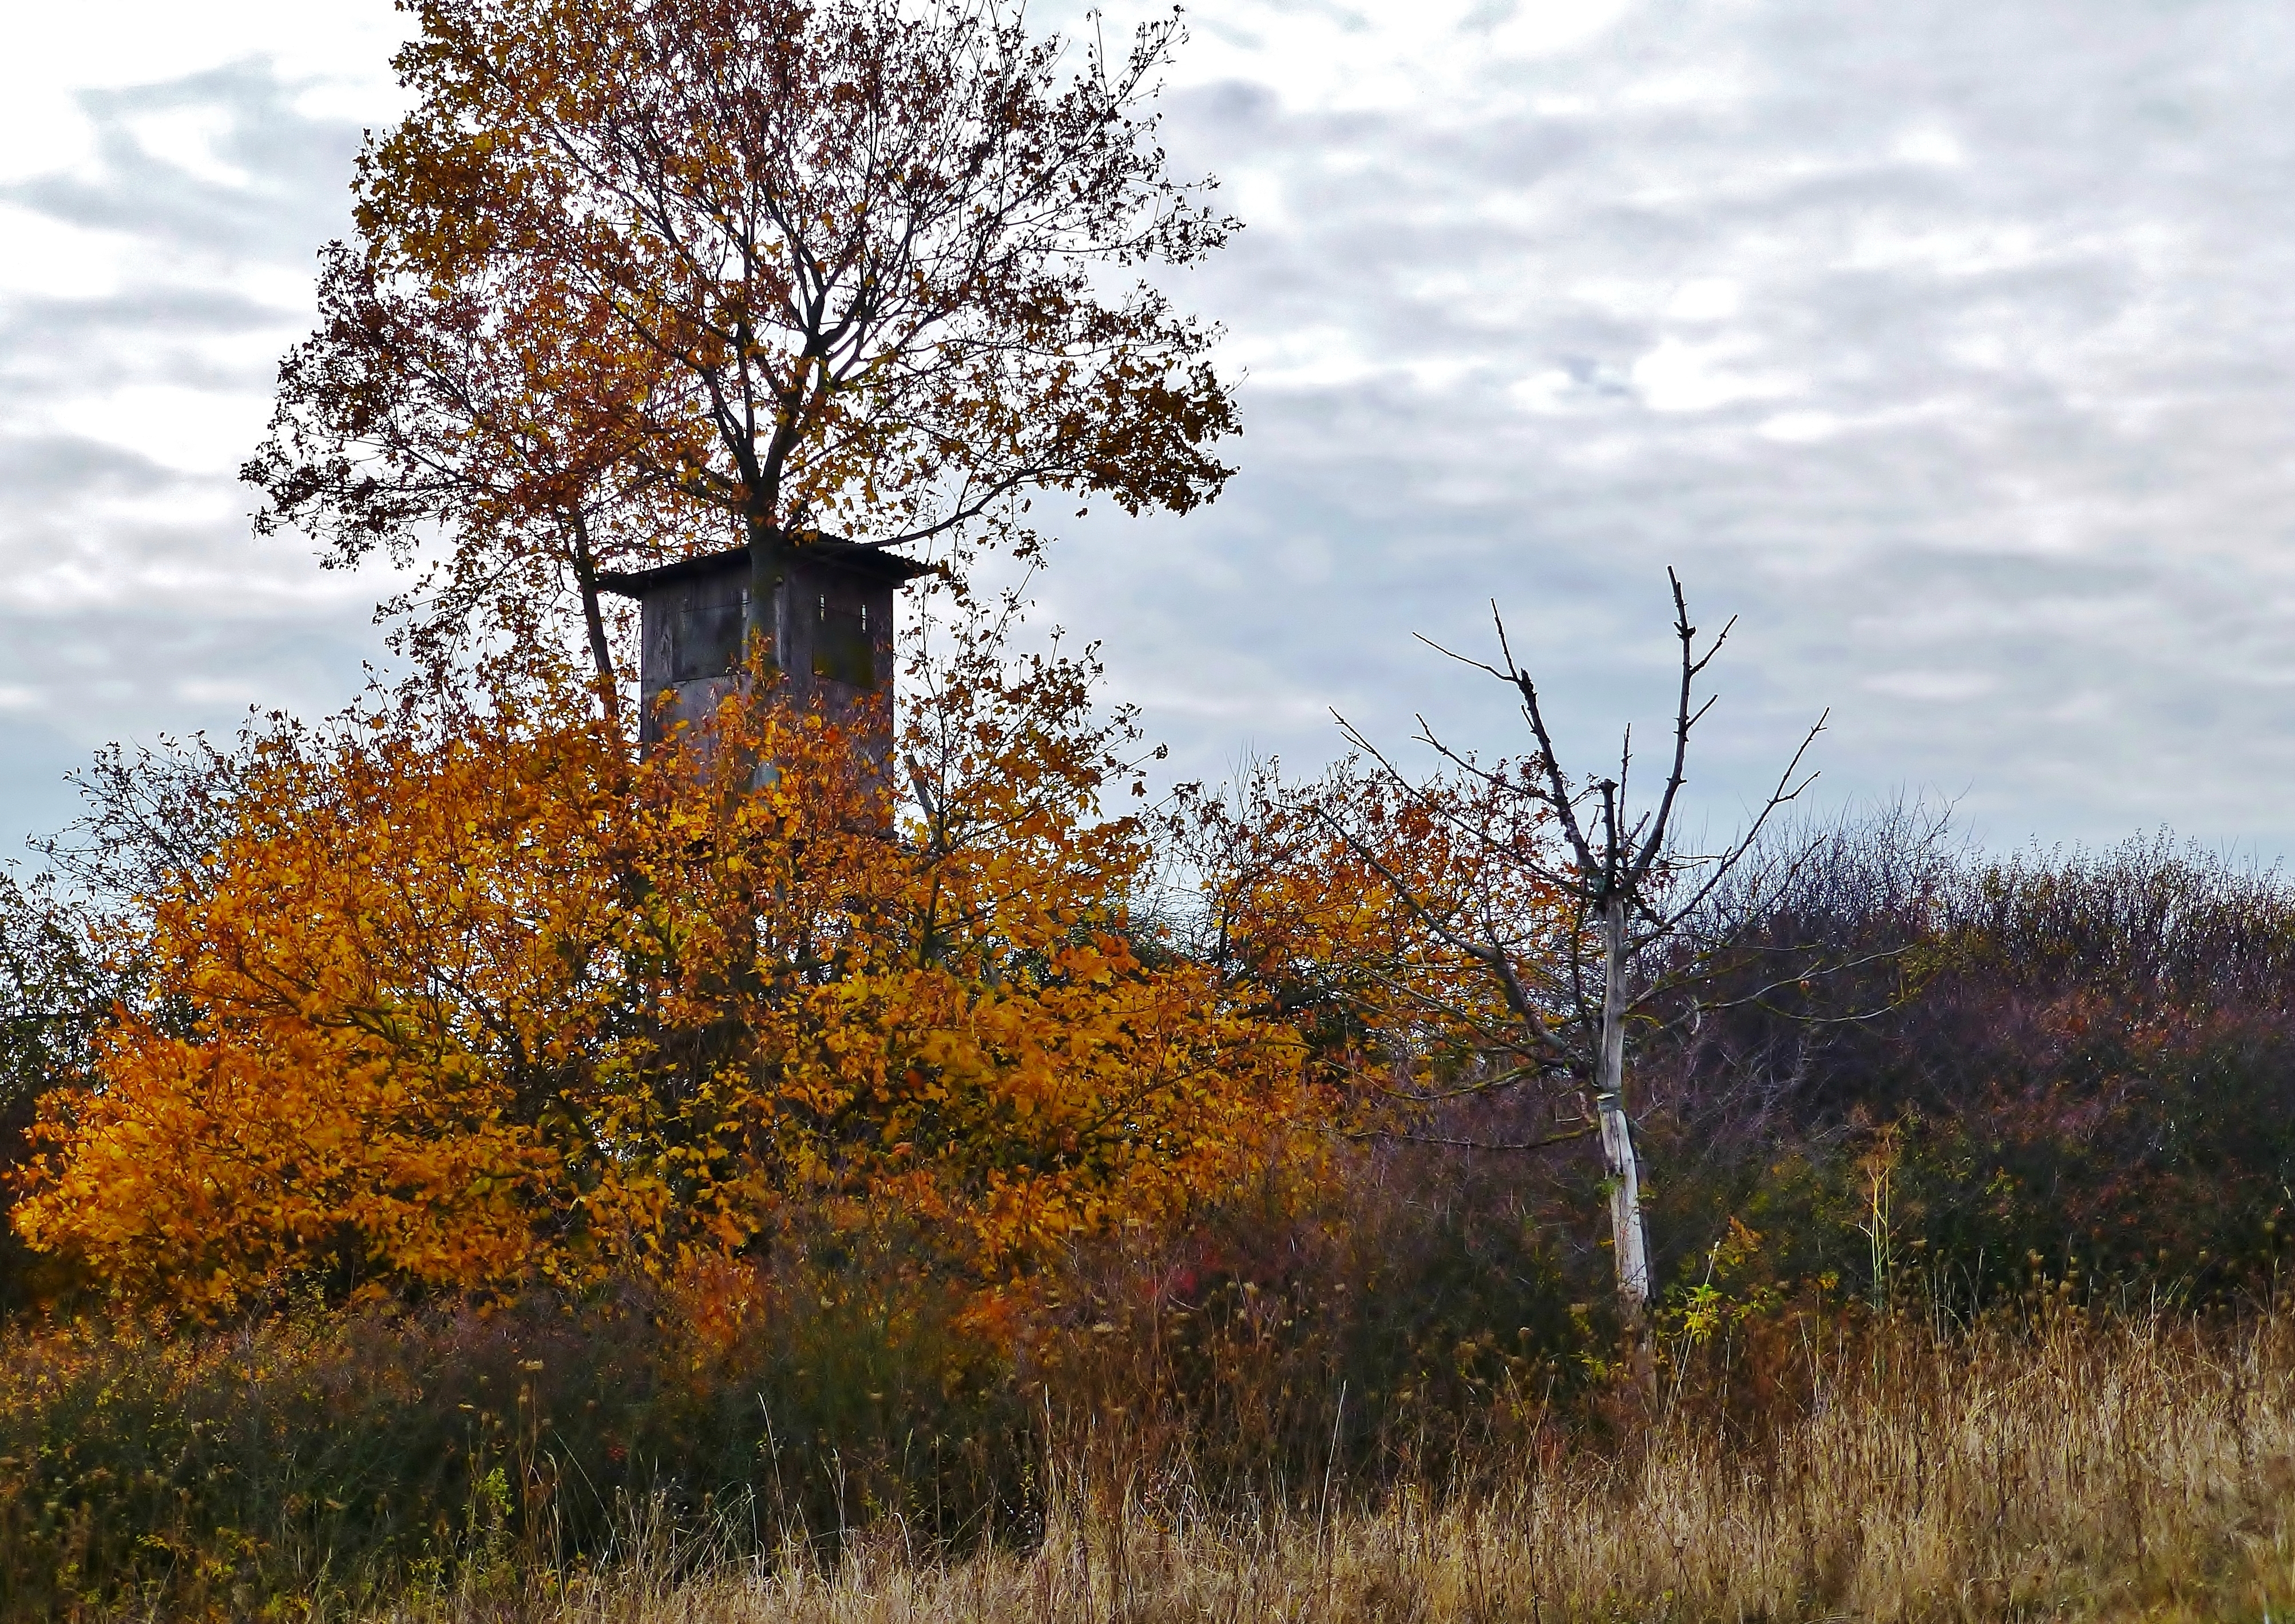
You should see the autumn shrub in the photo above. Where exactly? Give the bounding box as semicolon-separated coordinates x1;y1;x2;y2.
10;599;1311;1317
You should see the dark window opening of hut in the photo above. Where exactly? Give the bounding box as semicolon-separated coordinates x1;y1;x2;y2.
672;595;747;684
814;594;875;690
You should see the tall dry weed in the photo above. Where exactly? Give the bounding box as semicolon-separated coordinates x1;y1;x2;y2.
434;1306;2295;1624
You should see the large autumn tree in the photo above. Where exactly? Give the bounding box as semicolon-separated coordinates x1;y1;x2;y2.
249;0;1239;690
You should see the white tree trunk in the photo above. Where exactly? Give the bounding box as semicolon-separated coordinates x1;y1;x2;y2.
1596;895;1654;1385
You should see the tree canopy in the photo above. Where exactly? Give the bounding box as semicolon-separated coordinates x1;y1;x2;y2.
249;0;1240;686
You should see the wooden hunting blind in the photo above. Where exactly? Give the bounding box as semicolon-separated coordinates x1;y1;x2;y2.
597;538;932;754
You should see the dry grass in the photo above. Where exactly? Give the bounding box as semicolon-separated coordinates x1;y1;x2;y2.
374;1305;2295;1623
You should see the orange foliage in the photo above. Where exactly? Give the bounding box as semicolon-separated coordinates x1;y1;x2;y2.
14;618;1307;1314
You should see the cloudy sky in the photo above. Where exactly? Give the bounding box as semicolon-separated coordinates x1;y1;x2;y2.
5;0;2295;860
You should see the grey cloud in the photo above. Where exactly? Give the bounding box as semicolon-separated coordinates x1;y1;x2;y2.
0;59;390;852
5;60;365;259
0;435;184;502
0;288;298;397
1020;0;2295;853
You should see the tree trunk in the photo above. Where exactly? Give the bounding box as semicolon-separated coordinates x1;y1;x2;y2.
744;519;791;680
742;520;793;788
565;510;621;732
1597;892;1656;1397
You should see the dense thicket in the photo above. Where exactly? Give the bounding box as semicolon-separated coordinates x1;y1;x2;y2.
1636;822;2295;1308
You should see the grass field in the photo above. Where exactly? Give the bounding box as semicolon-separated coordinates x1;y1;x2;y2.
358;1305;2295;1623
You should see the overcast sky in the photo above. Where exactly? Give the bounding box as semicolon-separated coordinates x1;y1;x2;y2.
5;0;2295;862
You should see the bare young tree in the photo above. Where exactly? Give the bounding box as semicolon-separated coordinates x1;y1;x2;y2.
1333;571;1825;1392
